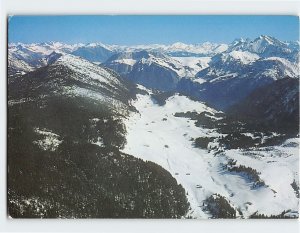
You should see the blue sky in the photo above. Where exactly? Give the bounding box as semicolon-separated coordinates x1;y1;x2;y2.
8;15;299;45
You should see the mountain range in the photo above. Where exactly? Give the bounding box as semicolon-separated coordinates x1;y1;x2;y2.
8;36;299;108
7;35;299;219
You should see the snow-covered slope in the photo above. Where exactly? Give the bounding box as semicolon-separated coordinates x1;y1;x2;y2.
123;87;299;218
8;42;82;76
71;43;115;63
123;90;221;218
8;53;133;115
159;42;228;57
228;35;298;62
55;54;122;86
9;42;81;55
105;50;192;77
8;57;190;218
175;36;299;110
196;54;298;83
8;52;35;76
172;56;211;76
105;51;195;91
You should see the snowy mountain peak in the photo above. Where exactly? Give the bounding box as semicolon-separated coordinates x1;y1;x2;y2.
253;35;278;48
53;53;122;86
228;51;260;64
257;35;276;43
44;51;63;65
226;35;296;62
232;38;245;44
85;42;112;51
16;44;25;50
170;42;189;49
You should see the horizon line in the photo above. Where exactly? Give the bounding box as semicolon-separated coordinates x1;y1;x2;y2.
8;34;300;46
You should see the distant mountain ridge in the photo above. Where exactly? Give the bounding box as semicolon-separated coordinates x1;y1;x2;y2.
8;35;299;110
177;36;299;110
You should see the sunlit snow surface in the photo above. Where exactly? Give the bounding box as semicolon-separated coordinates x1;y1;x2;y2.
173;56;211;76
57;54;122;86
122;87;299;219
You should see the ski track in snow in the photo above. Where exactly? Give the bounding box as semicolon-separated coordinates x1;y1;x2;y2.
122;91;299;219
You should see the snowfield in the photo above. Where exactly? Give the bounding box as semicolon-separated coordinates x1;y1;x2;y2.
227;51;259;64
122;88;299;219
173;56;211;76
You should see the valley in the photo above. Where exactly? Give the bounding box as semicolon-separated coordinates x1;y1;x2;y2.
123;87;299;218
7;35;299;218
